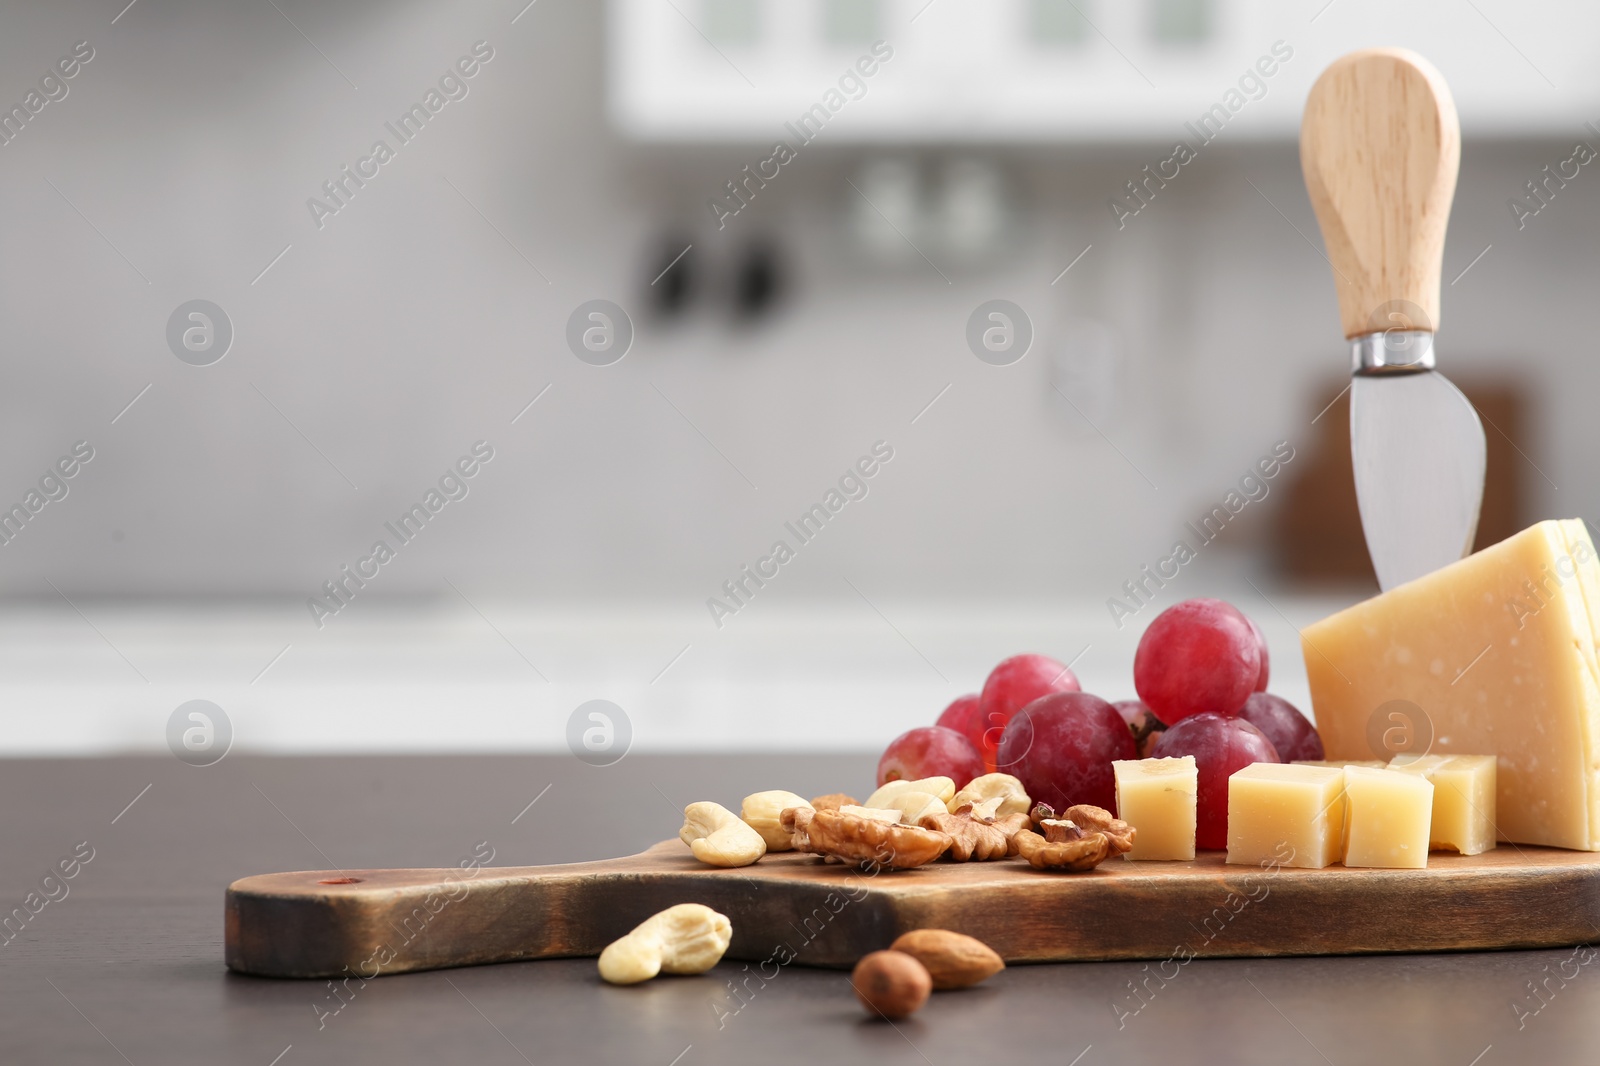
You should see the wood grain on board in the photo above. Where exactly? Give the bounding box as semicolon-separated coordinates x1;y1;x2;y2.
227;840;1600;978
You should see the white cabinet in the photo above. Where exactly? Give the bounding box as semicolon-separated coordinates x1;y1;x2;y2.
608;0;1600;141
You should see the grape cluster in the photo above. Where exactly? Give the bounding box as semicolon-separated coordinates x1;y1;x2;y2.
878;598;1325;851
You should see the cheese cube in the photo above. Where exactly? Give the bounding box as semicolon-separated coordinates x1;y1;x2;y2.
1113;757;1197;860
1390;754;1498;855
1226;763;1346;869
1293;760;1387;769
1343;766;1433;868
1302;519;1600;851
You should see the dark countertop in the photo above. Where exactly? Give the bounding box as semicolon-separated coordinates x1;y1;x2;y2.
2;754;1592;1065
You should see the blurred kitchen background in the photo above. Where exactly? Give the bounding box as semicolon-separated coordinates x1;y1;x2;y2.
0;0;1592;755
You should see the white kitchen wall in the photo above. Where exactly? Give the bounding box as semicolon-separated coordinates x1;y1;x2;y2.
0;0;1593;756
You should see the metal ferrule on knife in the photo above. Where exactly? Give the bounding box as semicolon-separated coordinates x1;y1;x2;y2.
1351;330;1435;376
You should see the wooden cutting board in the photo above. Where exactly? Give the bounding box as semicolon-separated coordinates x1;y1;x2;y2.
225;841;1600;978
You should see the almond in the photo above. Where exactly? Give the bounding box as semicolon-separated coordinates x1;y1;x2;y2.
888;929;1004;990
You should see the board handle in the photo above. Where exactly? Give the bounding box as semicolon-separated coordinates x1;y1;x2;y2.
224;849;901;979
225;863;625;979
1300;48;1460;339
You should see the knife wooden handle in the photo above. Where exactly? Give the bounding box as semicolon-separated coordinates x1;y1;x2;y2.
1300;48;1460;340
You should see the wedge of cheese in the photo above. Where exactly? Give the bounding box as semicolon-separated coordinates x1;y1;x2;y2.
1302;519;1600;851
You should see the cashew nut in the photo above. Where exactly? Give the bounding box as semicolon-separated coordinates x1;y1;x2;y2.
741;790;812;851
967;795;1004;821
879;791;947;826
950;773;1030;817
865;777;956;810
597;903;732;985
839;804;903;824
680;801;767;867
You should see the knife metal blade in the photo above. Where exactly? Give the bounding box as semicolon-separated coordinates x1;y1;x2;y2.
1301;48;1477;591
1349;330;1486;591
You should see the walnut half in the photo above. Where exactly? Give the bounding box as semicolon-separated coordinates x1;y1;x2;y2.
1010;804;1135;871
782;805;951;870
918;804;1030;862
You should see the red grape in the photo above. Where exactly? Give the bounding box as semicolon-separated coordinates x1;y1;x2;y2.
1236;692;1324;762
978;654;1080;757
1112;698;1167;759
877;726;984;788
934;694;990;770
995;692;1135;814
1245;614;1270;692
1150;712;1280;849
1133;599;1261;725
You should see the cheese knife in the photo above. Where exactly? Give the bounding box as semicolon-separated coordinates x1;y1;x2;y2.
1300;48;1486;591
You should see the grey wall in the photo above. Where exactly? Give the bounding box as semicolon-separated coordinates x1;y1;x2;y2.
0;0;1593;612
